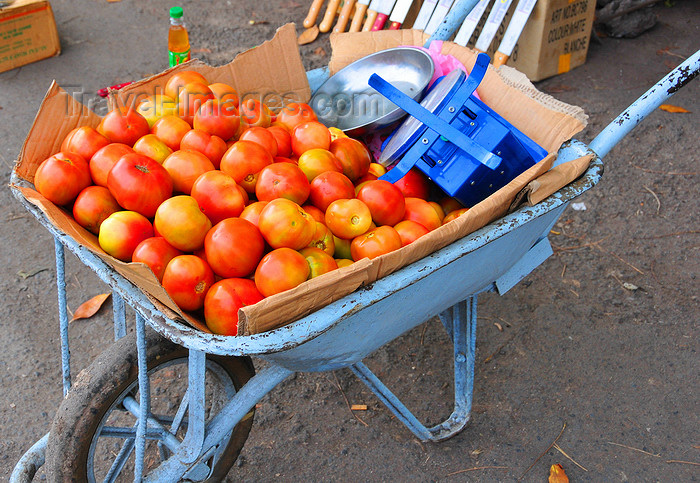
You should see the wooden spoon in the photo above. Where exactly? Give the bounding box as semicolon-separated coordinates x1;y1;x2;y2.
297;25;320;45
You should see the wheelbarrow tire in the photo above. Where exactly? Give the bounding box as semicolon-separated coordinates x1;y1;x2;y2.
45;326;255;482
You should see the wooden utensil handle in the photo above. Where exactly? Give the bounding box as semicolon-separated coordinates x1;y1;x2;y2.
349;3;368;32
303;0;325;28
362;9;378;31
320;0;342;32
333;0;356;33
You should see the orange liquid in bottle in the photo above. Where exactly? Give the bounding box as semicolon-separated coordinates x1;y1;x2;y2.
168;7;190;66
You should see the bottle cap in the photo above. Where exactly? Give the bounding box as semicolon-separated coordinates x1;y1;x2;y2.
169;6;184;18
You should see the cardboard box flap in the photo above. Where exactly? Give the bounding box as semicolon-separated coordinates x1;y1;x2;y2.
16;82;101;183
239;257;373;335
328;29;586;154
113;23;310;110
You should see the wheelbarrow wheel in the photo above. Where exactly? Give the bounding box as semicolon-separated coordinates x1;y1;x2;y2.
45;327;255;482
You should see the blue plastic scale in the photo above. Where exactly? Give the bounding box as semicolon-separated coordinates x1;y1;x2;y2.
372;53;548;207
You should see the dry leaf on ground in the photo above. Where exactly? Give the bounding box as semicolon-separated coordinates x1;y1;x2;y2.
659;104;690;113
71;293;111;322
549;463;569;483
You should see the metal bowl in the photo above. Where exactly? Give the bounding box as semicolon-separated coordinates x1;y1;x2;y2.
310;47;435;137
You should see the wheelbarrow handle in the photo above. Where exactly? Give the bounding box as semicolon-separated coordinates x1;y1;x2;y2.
589;49;700;160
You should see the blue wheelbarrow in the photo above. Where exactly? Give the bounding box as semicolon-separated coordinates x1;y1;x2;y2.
10;3;700;480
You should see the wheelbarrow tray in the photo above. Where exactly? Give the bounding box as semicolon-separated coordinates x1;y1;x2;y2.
10;140;602;369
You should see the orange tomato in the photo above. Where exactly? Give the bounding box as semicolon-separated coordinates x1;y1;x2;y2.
162;255;215;312
324;198;372;240
258;198;316;250
291;121;331;157
393;220;429;246
402;197;442;231
297;148;343;183
255;163;311;205
306;221;335;256
299;246;338;278
162;149;215;195
254;247;311;297
219;140;274;193
239;126;278;157
275;102;317;131
350;225;402;261
154;195;213;252
165;70;209;100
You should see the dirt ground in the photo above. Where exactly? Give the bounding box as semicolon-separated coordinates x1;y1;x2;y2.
1;0;697;481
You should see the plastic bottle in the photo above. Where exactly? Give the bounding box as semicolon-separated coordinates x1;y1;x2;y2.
168;6;190;67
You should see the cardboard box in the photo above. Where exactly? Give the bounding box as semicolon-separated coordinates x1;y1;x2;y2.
404;0;596;81
0;0;60;74
12;24;590;336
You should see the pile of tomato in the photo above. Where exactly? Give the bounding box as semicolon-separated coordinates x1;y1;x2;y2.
33;70;470;336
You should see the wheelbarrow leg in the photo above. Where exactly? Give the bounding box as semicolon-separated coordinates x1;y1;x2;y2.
350;296;477;442
55;238;71;396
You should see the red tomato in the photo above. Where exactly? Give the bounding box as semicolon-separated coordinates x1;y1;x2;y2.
179;129;228;168
190;170;245;225
299;246;338;278
162;149;215;195
329;137;372;182
97;107;150;146
89;143;134;187
132;236;183;282
151;115;192;151
204;278;263;336
98;211;154;262
239;98;272;128
178;82;215;126
162;254;215;312
239;201;268;228
275;102;317;132
309;171;355;212
61;126;110;161
239;126;278;157
165;70;209;100
193;99;240;141
219;140;273;193
291;121;331;157
324;198;372;240
154;195;213;252
267;125;292;158
34;152;92;206
402;197;442;231
72;186;121;235
297;148;343;182
393;220;429;246
443;207;470;224
255;163;311;205
301;204;325;224
208;82;239;110
356;179;406;226
204;218;265;278
107;153;173;218
132;134;173;164
392;167;431;200
258;198;316;250
350;225;402;261
307;221;335;256
254;247;310;297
